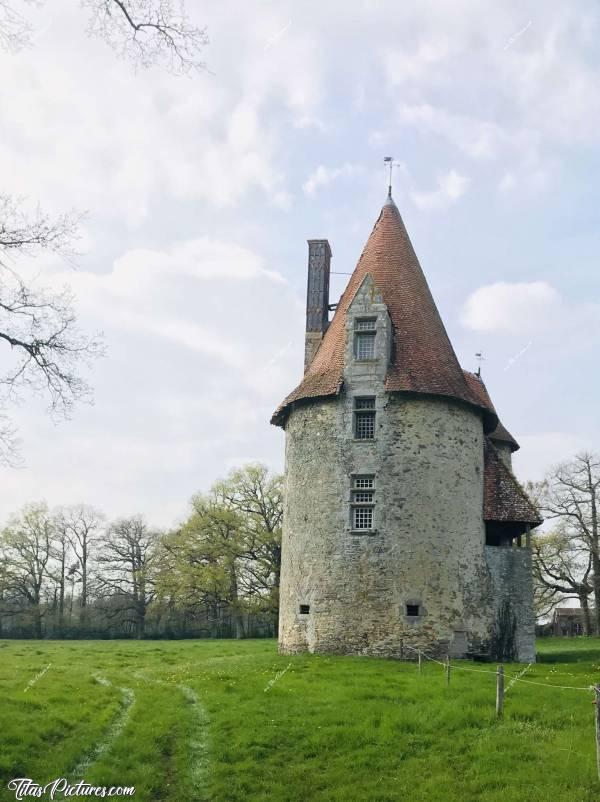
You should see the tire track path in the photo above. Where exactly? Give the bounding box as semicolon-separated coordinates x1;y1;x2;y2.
71;674;135;779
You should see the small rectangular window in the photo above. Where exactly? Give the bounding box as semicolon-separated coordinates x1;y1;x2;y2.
406;604;420;617
351;475;375;531
299;604;310;615
354;397;375;440
353;506;373;530
354;318;376;360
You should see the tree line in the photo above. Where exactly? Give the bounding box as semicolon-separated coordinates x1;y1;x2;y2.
0;464;282;640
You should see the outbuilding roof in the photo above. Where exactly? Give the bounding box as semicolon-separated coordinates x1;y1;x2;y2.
272;196;497;428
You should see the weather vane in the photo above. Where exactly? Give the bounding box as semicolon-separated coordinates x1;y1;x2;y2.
475;352;485;377
383;156;394;197
383;156;402;198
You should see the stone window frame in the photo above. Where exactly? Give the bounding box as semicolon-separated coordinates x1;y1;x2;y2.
403;599;426;624
350;474;376;533
353;396;376;440
353;317;377;361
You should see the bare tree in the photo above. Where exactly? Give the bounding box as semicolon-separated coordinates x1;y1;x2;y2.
531;528;594;634
0;502;56;637
536;453;600;633
83;0;208;74
0;197;102;464
48;523;71;635
0;0;35;51
98;516;158;638
1;1;208;73
54;504;104;626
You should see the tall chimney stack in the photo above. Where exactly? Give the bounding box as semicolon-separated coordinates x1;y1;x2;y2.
305;239;332;371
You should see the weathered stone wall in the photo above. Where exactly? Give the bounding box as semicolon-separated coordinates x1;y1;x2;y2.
279;391;495;658
484;546;536;662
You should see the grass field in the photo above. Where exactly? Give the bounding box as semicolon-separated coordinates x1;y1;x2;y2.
1;638;600;802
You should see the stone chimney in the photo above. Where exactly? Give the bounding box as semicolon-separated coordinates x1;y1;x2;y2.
305;239;332;371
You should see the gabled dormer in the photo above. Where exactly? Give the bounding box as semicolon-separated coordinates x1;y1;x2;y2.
343;274;392;388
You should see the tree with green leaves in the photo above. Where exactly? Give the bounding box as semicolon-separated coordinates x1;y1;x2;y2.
214;464;283;615
158;464;283;638
0;502;56;637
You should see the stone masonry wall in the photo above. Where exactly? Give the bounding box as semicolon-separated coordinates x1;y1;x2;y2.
484;546;536;662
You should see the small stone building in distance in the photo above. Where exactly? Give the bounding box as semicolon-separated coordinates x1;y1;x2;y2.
271;190;542;662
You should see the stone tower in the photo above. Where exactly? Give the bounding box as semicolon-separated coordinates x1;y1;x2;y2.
271;193;541;662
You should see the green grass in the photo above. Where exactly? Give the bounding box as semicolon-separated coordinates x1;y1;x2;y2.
1;638;600;801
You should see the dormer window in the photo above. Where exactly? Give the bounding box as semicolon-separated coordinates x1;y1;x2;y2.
354;318;376;360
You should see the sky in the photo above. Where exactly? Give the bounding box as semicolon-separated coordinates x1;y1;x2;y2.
1;0;599;527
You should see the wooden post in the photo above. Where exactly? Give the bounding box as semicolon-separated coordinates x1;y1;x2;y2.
418;650;422;674
445;655;451;686
496;665;504;718
595;685;600;780
525;524;531;548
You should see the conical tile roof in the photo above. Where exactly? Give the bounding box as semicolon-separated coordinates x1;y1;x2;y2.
272;196;497;428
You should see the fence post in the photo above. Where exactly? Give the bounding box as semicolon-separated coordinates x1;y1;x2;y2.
445;655;451;686
496;665;504;718
418;650;422;674
595;685;600;780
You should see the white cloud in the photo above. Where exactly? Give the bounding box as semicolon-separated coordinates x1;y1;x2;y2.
397;103;505;161
461;281;562;334
411;169;469;210
383;38;451;85
55;237;297;390
302;163;363;196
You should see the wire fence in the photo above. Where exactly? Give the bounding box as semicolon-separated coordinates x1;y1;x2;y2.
402;643;600;779
403;644;594;691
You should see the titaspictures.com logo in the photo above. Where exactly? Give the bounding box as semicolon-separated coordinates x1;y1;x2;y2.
7;778;135;799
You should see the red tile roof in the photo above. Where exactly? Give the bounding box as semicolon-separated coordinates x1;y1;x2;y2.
484;439;542;525
463;370;519;451
272;198;498;428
